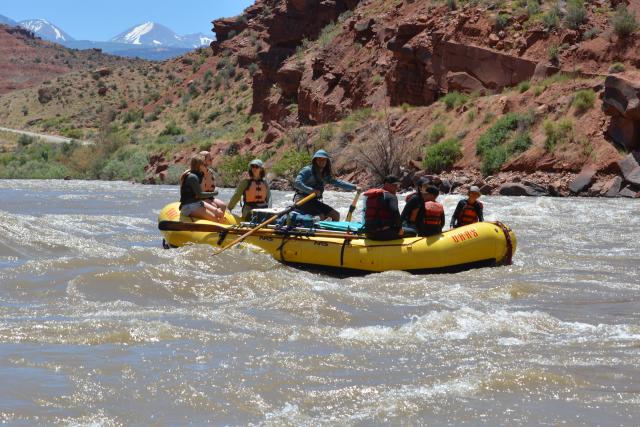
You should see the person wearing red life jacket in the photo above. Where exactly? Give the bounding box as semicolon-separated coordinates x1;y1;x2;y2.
228;159;271;221
420;186;445;236
363;175;403;241
450;185;484;228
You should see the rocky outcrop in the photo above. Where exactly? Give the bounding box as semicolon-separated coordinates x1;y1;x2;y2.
602;75;640;152
569;167;596;194
498;183;548;196
617;153;640;186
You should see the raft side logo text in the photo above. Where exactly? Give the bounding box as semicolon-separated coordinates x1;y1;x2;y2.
451;228;479;243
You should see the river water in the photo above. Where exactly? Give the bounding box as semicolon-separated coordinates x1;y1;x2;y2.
0;180;639;426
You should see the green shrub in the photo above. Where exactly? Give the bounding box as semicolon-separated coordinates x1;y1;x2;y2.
217;153;253;186
99;146;149;182
542;7;560;30
18;134;35;147
441;91;469;110
272;149;311;178
188;110;200;124
423;138;462;173
429;123;446;143
583;27;598;40
565;0;587;29
494;13;510;31
526;0;541;16
572;89;596;114
609;62;625;73
466;108;477;123
548;44;559;62
517;80;530;93
612;5;638;38
477;113;534;174
543;118;573;151
159;122;184;136
122;109;143;124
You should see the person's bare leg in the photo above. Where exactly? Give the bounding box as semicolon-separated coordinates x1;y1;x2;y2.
190;205;219;222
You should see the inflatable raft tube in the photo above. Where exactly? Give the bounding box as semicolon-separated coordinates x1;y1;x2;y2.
158;202;517;275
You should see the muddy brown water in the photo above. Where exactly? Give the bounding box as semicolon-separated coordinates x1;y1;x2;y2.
0;180;639;426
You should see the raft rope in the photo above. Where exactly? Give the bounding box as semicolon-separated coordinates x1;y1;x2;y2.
494;221;513;266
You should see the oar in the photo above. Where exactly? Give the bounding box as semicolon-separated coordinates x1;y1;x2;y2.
214;192;317;255
345;189;362;222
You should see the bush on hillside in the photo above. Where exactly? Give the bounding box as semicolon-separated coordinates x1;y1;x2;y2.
159;122;184;136
565;0;587;29
423;138;462;173
544;118;573;151
572;89;596;114
429;123;447;143
612;5;639;38
217;153;254;187
272;150;311;179
441;91;469;110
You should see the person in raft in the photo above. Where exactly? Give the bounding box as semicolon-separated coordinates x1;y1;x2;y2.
179;154;226;221
227;158;272;221
199;150;227;212
450;185;484;228
362;175;403;241
293;149;359;221
400;177;428;236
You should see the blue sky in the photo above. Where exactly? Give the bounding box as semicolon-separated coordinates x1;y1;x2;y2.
1;0;255;40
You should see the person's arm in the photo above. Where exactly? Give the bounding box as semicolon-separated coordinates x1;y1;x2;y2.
450;200;463;228
477;202;484;222
186;174;217;200
328;176;357;191
293;166;315;194
265;182;272;208
400;197;416;223
227;179;249;211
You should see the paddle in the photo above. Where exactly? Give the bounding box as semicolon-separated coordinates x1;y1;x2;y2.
214;192;317;255
345;189;362;222
159;219;363;240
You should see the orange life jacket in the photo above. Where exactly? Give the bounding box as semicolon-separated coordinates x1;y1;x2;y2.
243;179;268;204
202;168;215;192
458;200;482;226
364;188;394;225
423;201;444;225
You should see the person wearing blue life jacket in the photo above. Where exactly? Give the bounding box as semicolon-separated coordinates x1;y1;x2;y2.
293;149;360;221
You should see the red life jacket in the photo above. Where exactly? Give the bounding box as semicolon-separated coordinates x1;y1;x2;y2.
243;179;268;204
458;200;482;226
423;201;444;225
364;188;394;224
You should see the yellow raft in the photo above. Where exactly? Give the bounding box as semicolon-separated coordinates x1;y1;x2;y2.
158;202;517;275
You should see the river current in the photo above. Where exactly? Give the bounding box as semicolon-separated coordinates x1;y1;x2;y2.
0;180;639;426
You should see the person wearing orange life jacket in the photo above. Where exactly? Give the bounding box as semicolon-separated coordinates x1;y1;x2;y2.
184;150;228;212
228;159;272;221
363;175;403;241
450;185;484;228
420;186;445;236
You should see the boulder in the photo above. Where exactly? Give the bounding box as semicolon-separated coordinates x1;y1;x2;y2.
603;75;640;151
618;186;638;198
446;71;486;94
603;176;623;197
498;182;548;196
568;167;596;194
617;153;640;186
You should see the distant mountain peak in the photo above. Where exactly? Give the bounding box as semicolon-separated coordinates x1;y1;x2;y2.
110;21;211;48
19;18;74;42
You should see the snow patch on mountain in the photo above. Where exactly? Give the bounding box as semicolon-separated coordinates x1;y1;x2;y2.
18;19;74;42
111;22;211;48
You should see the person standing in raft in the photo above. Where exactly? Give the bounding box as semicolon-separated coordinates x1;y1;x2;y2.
450;185;484;228
179;154;226;222
199;150;228;212
362;175;403;241
227;158;271;221
293;149;359;221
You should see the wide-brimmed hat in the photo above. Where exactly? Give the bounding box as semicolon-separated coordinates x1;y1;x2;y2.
469;185;481;194
249;158;264;168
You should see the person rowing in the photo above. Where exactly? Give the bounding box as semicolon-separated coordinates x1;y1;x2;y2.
293;149;360;221
227;158;271;221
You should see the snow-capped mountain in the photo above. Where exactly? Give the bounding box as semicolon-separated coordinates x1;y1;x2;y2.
110;22;211;48
0;14;17;26
18;19;74;42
